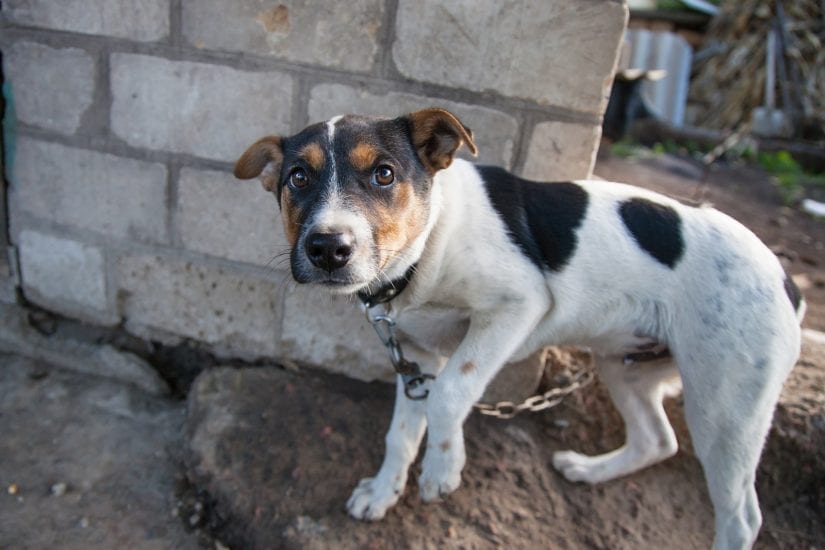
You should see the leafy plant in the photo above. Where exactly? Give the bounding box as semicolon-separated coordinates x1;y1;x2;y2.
756;150;825;205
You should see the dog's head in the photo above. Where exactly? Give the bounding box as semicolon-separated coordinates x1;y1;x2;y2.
234;108;477;294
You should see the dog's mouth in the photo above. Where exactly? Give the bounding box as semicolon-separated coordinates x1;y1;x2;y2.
304;275;375;296
291;251;377;294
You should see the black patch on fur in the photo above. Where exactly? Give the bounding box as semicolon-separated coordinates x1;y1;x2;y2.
783;275;802;313
619;198;684;268
478;166;589;272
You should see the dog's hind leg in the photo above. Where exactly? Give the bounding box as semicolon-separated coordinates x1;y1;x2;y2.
678;348;794;550
553;356;681;484
347;344;442;520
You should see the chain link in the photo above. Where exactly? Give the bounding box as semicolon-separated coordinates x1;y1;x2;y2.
366;305;434;400
366;305;594;412
473;363;594;419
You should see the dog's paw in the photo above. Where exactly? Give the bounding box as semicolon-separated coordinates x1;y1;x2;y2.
419;443;465;502
552;450;604;484
419;469;462;502
346;477;401;521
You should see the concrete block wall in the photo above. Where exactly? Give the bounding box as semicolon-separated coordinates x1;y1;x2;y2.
1;0;627;381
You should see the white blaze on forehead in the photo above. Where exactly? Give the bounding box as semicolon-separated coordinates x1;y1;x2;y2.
326;114;343;193
309;115;371;243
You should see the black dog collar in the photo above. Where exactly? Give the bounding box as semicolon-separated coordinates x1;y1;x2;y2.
357;264;417;308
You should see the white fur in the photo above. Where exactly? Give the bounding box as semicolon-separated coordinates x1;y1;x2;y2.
340;159;801;550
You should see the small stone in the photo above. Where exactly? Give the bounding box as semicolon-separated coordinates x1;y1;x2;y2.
553;418;570;429
50;482;67;496
293;515;327;535
27;364;49;380
79;517;89;528
7;484;18;495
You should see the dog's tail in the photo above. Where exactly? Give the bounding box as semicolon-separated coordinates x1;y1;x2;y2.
784;274;806;324
796;297;807;324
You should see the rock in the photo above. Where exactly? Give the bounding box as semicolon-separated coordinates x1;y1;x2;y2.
542;346;595;388
183;365;710;549
0;354;196;548
481;349;546;405
0;303;169;395
185;366;393;548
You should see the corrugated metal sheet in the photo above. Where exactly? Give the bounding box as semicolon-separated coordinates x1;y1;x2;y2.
625;29;693;127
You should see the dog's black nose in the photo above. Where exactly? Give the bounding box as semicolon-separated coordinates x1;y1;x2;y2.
305;232;354;271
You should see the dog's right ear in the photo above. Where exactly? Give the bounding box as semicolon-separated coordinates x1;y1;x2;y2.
234;136;283;192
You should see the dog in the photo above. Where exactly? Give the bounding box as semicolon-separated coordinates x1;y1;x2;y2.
234;108;804;549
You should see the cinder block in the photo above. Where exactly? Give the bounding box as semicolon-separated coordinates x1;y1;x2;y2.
392;0;626;115
17;229;111;320
116;254;281;358
3;0;169;41
11;138;168;244
178;168;287;266
182;0;384;72
521;121;602;181
0;276;15;305
308;84;519;168
110;54;293;161
3;42;95;135
280;284;389;381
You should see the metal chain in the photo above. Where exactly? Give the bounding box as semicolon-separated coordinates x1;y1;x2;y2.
366;305;594;413
473;360;595;419
366;305;434;400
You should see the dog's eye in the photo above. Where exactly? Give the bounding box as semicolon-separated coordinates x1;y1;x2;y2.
373;165;395;186
288;168;309;189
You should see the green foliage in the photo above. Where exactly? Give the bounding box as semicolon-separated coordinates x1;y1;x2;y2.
610;139;711;161
609;139;824;206
756;150;825;205
609;139;651;159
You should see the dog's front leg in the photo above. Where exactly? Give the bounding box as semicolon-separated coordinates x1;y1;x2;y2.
419;302;547;501
347;345;441;520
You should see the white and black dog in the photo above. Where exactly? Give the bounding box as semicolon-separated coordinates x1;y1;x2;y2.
235;109;804;549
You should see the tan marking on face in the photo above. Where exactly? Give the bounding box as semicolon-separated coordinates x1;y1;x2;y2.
439;440;451;452
349;142;379;171
280;187;301;246
367;183;427;267
460;361;476;374
299;142;325;172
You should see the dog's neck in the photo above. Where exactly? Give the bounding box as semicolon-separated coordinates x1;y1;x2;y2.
357;262;418;308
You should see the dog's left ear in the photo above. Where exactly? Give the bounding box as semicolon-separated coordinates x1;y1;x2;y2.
405;108;478;173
